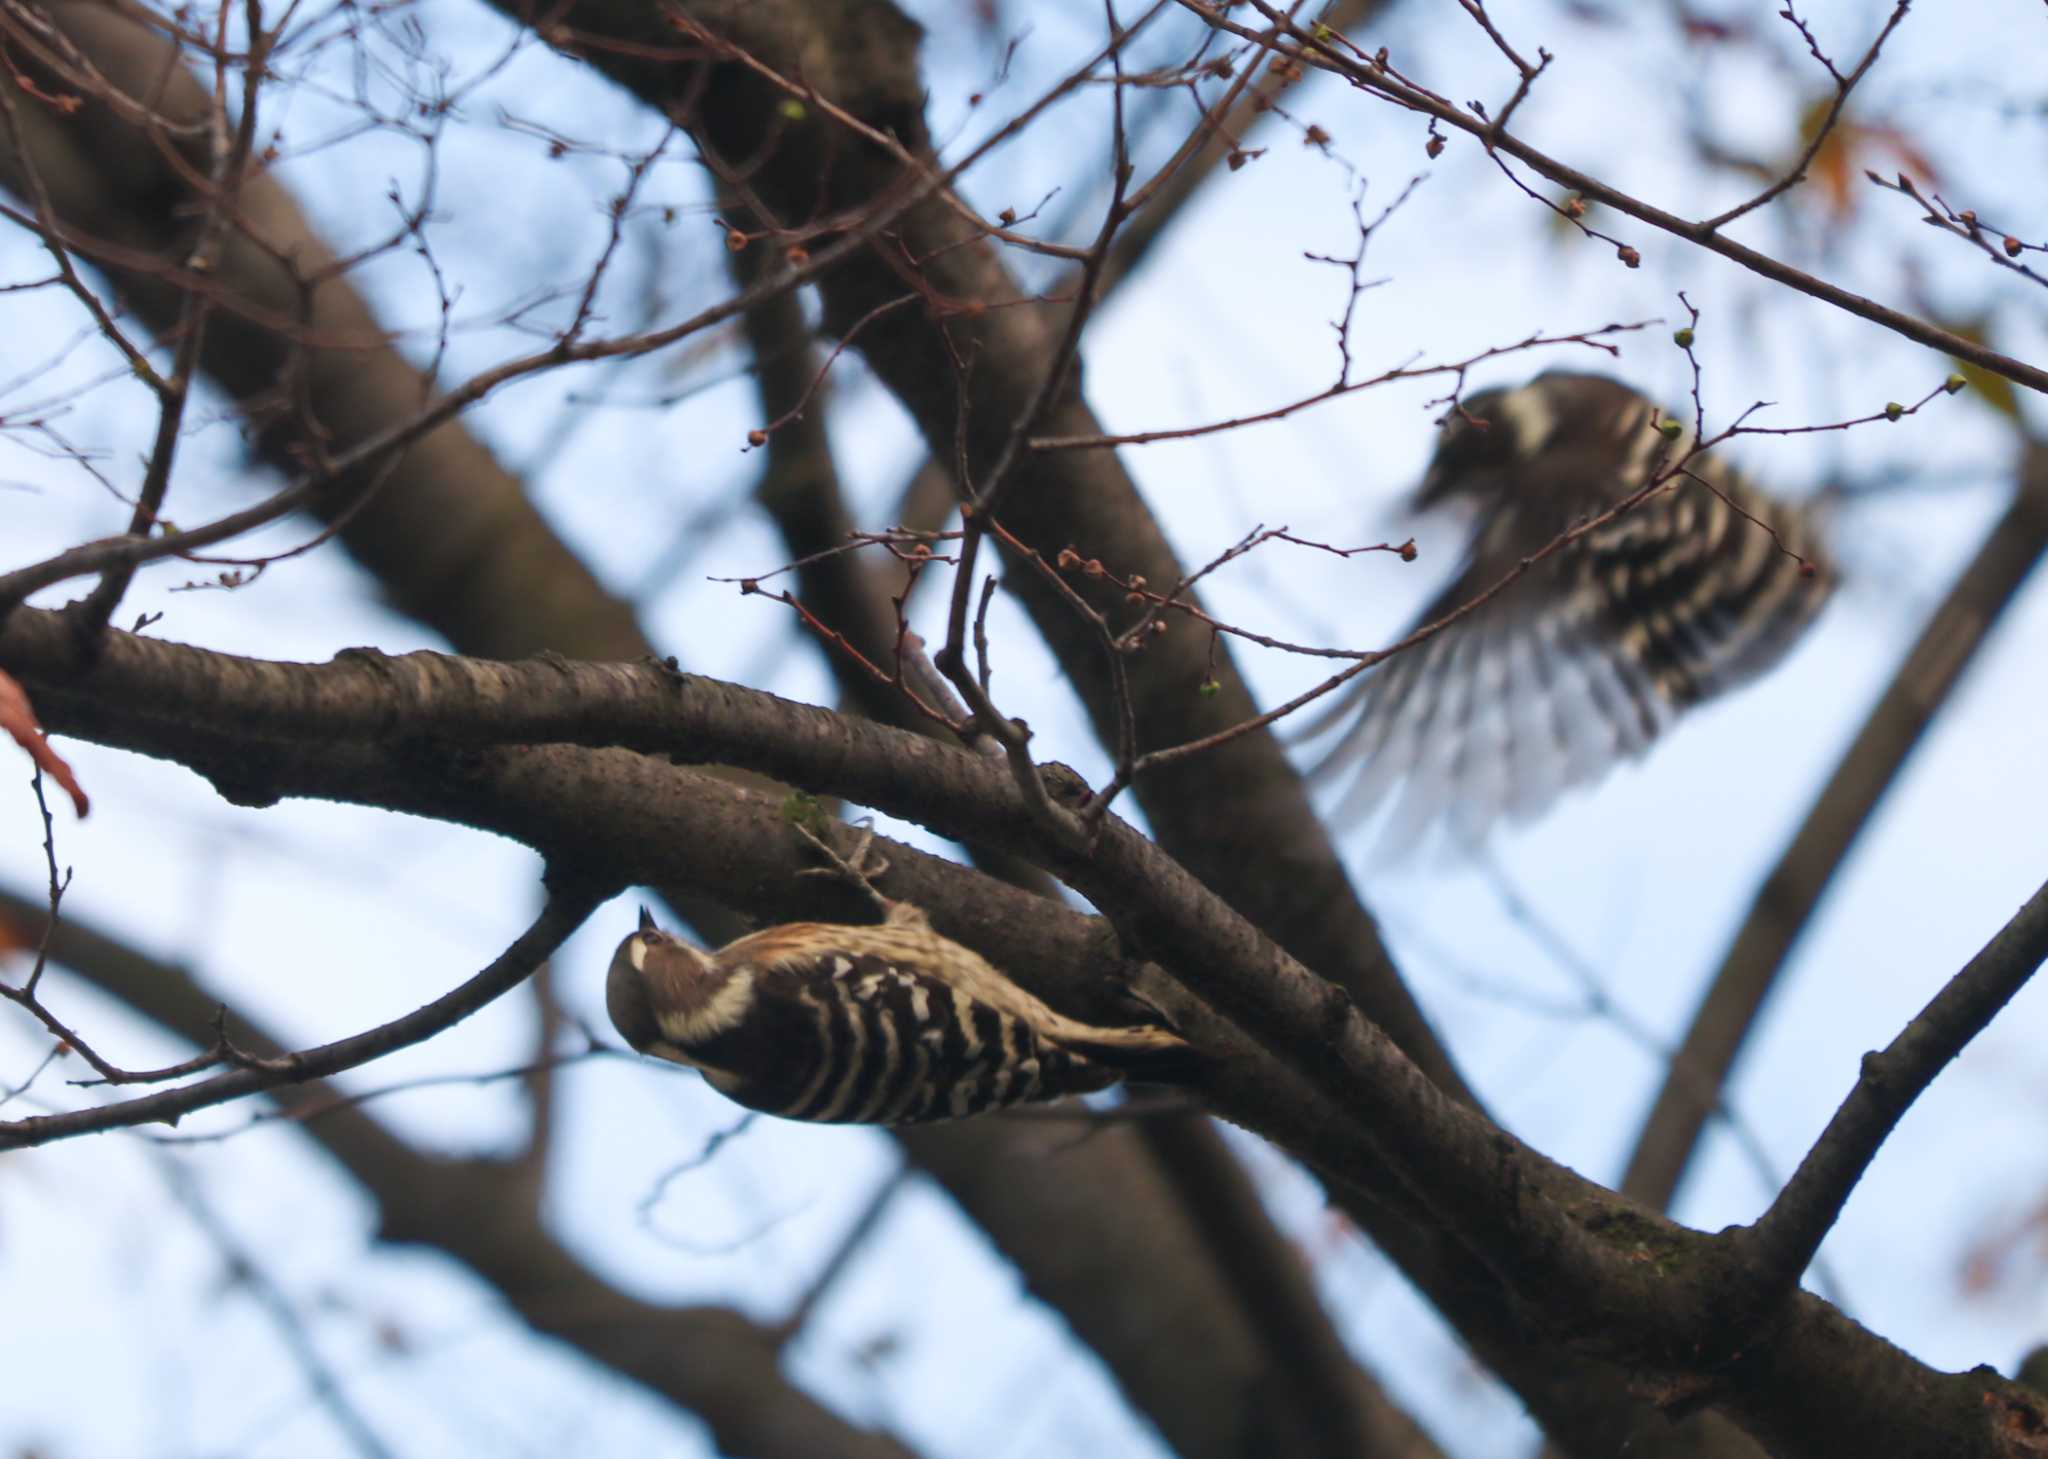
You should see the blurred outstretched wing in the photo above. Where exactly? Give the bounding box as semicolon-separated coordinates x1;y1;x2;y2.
1301;372;1833;849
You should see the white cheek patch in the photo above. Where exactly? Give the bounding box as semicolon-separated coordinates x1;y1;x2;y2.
628;937;648;973
1499;384;1558;456
655;967;757;1044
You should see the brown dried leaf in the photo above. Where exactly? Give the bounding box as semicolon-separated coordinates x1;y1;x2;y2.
0;669;89;816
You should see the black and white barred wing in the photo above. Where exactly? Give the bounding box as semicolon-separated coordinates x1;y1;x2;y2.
1301;540;1668;848
692;950;1128;1126
1301;373;1833;849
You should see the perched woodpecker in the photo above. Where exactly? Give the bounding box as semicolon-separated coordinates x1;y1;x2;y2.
606;839;1191;1124
1302;371;1834;846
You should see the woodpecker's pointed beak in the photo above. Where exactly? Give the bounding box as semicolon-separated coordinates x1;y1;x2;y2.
638;905;657;933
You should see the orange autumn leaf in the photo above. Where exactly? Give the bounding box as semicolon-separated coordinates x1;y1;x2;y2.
0;668;89;816
1797;96;1941;222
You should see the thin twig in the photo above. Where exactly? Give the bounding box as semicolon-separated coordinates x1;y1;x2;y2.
1700;2;1913;231
1736;878;2048;1301
1183;0;2048;397
1028;322;1646;450
159;1154;400;1459
0;880;607;1150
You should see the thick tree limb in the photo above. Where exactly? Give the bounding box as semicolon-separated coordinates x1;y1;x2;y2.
8;622;2047;1455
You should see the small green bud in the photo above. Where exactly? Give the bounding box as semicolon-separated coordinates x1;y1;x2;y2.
1672;327;1695;348
1656;417;1684;440
778;99;806;121
1883;401;1903;421
1945;374;1968;394
1197;678;1221;698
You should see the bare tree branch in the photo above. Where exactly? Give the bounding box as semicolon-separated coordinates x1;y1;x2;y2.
0;879;606;1148
1191;0;2048;396
1736;877;2048;1298
1622;444;2048;1212
0;3;651;661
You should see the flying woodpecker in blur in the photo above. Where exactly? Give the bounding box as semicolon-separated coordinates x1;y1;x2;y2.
1301;370;1833;846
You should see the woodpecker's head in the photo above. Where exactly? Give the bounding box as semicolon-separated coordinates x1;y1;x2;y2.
1416;371;1675;511
606;906;742;1058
